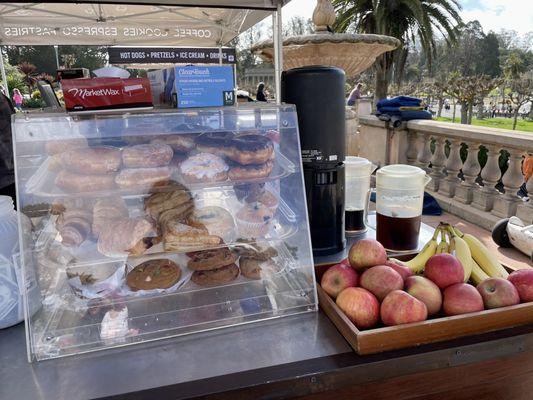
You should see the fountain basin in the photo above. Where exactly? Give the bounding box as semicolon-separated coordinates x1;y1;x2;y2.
252;33;400;76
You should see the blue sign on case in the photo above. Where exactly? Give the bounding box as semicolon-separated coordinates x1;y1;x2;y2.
175;65;235;108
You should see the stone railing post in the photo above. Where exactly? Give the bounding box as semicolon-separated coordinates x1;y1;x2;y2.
416;132;432;172
428;136;446;192
439;138;463;197
492;148;526;218
472;145;501;212
406;131;418;166
455;141;481;204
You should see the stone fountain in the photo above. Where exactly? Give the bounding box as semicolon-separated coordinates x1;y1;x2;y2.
251;0;401;157
251;0;400;77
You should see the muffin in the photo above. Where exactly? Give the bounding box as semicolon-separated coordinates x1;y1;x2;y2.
235;203;274;237
233;183;265;203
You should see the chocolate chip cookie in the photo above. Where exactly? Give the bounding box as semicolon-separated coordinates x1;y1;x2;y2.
187;247;238;271
191;263;240;286
126;259;181;291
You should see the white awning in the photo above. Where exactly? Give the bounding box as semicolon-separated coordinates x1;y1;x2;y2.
0;2;284;46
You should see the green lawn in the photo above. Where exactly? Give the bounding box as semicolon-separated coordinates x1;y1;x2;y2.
435;117;533;133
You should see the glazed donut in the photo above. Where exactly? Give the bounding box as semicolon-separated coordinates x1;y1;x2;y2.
195;131;235;155
228;159;274;181
55;170;117;192
179;152;229;183
61;146;122;174
150;134;195;153
45;137;88;155
226;135;274;165
115;167;171;190
122;143;174;168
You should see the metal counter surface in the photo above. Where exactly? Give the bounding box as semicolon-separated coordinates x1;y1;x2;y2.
0;310;350;400
0;219;443;400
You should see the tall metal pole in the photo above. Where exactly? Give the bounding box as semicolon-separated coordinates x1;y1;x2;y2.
272;1;283;104
0;46;8;96
54;45;60;70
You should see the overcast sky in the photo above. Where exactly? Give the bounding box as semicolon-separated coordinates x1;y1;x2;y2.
277;0;533;36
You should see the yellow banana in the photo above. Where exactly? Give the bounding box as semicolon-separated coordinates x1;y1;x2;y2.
453;227;509;279
470;258;490;285
450;233;473;282
402;228;440;273
436;231;449;254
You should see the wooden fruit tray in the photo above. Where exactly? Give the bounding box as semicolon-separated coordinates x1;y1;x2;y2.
315;263;533;355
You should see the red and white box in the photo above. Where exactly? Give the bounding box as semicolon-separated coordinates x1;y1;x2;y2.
61;78;153;111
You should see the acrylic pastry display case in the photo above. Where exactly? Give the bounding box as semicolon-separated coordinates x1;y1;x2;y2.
13;105;317;361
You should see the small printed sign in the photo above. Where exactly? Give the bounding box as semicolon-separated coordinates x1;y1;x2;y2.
109;47;236;65
175;65;235;108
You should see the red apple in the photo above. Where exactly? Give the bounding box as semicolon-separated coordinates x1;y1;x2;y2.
385;259;413;280
380;290;428;326
424;253;464;289
336;287;380;329
404;275;443;316
339;258;351;267
348;239;387;271
508;270;533;302
321;263;359;299
443;283;484;316
360;265;403;301
477;278;520;309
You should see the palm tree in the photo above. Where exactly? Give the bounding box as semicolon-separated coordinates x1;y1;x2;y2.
332;0;462;102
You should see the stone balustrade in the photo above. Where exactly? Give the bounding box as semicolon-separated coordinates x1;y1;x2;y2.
357;116;533;230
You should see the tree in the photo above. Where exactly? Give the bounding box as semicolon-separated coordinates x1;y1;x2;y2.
0;56;26;95
507;75;533;130
424;79;448;117
445;74;503;124
283;16;314;37
332;0;462;102
231;22;267;89
6;45;107;75
17;62;37;94
504;52;527;80
477;32;501;77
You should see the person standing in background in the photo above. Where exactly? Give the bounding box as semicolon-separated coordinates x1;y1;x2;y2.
0;86;16;202
347;83;362;106
12;88;23;111
256;82;267;102
518;154;532;199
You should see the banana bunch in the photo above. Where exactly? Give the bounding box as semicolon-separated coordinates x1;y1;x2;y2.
393;223;508;285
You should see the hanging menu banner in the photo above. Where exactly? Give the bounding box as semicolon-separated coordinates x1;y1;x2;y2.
108;47;236;65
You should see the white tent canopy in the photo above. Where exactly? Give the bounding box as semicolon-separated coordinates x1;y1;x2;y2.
0;2;285;46
0;1;286;101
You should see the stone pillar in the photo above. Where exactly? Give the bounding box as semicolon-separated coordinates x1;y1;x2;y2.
516;171;533;224
492;148;526;218
406;131;418;166
455;141;481;204
428;136;446;192
439;138;462;197
472;144;501;211
416;132;432;173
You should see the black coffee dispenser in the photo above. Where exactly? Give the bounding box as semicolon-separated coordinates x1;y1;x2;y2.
281;66;346;256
